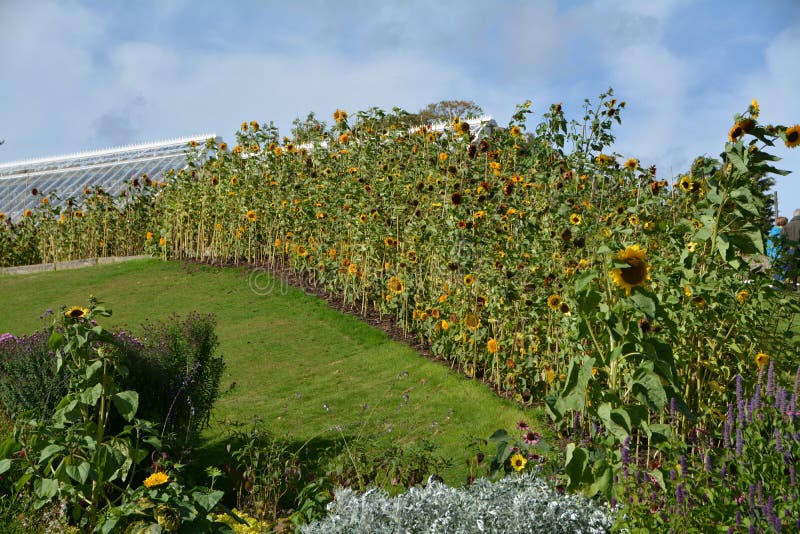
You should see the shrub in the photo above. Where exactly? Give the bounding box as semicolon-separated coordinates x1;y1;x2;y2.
301;472;614;533
125;312;224;449
0;330;66;418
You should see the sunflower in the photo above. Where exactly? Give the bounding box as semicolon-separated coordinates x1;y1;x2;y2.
384;236;397;247
750;99;760;117
143;472;170;488
610;245;650;296
785;125;800;148
295;245;308;257
547;294;562;311
230;176;238;186
487;338;499;354
387;276;404;295
728;123;745;143
678;175;694;193
624;158;638;170
246;210;257;222
146;231;153;241
510;126;522;137
64;306;89;319
439;152;448;162
510;453;527;472
736;289;749;304
159;237;166;246
463;274;474;286
440;319;449;331
339;132;350;144
627;215;639;226
0;212;5;220
23;209;32;217
358;214;368;224
569;213;582;225
333;109;348;122
464;313;481;330
451;192;463;205
755;352;769;369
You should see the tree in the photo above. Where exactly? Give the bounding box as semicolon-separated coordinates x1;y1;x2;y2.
416;100;484;124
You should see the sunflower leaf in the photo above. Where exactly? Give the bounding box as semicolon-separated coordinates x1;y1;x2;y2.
112;391;139;422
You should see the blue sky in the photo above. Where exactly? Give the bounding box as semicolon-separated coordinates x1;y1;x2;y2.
2;0;799;215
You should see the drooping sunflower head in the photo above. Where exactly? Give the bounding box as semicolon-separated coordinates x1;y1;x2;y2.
464;313;481;330
610;244;650;296
64;306;89;319
785;125;800;148
728;123;745;143
387;276;404;295
547;294;562;311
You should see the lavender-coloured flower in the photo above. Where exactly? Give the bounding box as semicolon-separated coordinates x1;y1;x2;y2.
522;430;541;445
767;361;775;397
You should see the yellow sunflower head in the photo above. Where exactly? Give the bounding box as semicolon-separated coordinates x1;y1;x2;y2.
387;276;404;295
736;289;749;304
569;213;582;225
755;352;769;369
624;158;638;170
728;123;745;143
143;471;170;488
487;338;499;353
785;125;800;148
610;245;650;296
64;306;89;319
464;274;474;286
547;294;562;311
246;210;257;222
678;175;694;193
510;126;522;138
510;453;527;472
464;313;481;330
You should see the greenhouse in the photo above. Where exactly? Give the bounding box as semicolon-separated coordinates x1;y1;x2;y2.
0;134;217;222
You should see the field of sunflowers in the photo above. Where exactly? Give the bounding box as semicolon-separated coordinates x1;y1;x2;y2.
2;90;800;530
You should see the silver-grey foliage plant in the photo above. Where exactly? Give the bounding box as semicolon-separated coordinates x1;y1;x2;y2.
301;472;614;533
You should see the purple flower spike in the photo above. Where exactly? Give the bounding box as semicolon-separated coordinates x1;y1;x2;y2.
767;361;775;397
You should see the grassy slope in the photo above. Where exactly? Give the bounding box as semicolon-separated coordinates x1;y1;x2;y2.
0;259;545;484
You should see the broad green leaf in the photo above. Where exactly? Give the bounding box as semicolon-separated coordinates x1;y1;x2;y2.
66;461;92;485
79;382;103;406
85;360;103;380
48;331;64;351
597;403;630;440
648;468;666;491
587;461;612;498
34;477;59;500
0;458;11;474
631;368;668;410
716;234;731;262
629;290;656;319
38;444;64;464
192;489;224;512
565;443;590;490
112;390;139;422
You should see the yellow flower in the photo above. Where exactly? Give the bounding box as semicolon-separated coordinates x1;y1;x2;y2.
624;158;638;170
686;241;697;253
678;175;694;193
295;245;308;257
785;125;800;148
143;471;170;488
547;294;562;311
627;215;639;226
683;286;693;297
569;213;581;225
333;109;348;122
387;276;404;294
463;274;474;286
487;338;499;353
751;99;760;117
439;152;448;161
736;289;749;304
510;453;527;472
74;210;85;218
146;231;153;241
510;125;522;137
755;352;769;369
159;237;166;246
464;313;481;330
24;209;32;217
440;319;449;331
610;245;650;296
728;123;745;143
246;210;257;222
64;306;89;319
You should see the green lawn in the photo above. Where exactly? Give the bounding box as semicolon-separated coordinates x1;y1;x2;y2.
0;258;546;484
